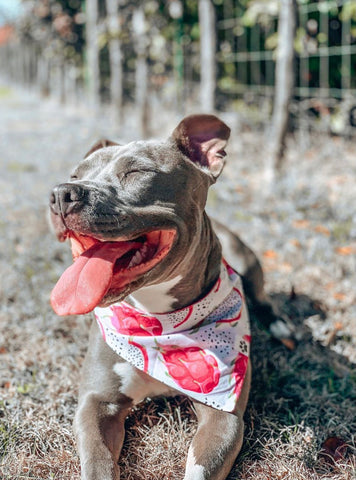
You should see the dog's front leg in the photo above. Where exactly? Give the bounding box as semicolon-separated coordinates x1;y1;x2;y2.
74;320;133;480
74;394;130;480
184;361;251;480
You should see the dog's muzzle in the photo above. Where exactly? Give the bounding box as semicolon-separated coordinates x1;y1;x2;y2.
50;183;88;217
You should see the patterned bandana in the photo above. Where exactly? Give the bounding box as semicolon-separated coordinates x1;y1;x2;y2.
94;261;250;412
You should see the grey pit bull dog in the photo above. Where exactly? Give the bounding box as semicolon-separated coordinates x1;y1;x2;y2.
49;114;288;480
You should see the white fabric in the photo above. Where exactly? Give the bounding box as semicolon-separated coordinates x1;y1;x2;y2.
95;261;250;412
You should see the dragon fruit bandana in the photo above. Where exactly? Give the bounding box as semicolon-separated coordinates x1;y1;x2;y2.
94;261;250;412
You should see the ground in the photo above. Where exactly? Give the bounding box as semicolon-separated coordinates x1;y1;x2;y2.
0;85;355;480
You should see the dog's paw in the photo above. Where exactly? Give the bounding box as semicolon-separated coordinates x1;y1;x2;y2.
80;450;120;480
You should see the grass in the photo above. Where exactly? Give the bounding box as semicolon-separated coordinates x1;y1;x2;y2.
6;161;37;173
0;86;13;99
1;305;355;480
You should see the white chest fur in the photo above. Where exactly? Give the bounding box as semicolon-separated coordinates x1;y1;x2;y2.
113;362;177;404
128;275;182;313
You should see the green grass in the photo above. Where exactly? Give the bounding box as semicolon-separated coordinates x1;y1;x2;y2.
6;162;37;173
0;86;13;99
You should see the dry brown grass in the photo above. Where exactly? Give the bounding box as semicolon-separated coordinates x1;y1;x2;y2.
119;398;196;479
2;314;355;480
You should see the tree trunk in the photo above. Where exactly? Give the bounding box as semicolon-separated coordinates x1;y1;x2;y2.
132;7;149;138
268;0;297;174
38;54;50;97
198;0;216;112
86;0;100;108
106;0;123;121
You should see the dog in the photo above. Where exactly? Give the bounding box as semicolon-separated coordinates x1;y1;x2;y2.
49;114;289;480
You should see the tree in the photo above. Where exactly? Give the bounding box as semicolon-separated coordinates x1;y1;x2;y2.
198;0;216;112
85;0;100;107
132;6;149;138
106;0;123;121
267;0;297;177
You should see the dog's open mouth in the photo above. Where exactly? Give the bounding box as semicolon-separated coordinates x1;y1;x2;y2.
50;229;176;316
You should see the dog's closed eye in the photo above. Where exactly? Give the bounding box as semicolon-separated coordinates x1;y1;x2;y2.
120;169;156;182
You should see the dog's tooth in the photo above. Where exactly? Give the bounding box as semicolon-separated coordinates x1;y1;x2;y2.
128;243;151;268
140;244;148;258
128;250;143;268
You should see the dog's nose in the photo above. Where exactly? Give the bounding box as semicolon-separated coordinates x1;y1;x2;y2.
50;183;86;216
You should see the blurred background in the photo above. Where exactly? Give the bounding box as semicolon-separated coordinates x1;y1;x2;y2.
1;0;356;143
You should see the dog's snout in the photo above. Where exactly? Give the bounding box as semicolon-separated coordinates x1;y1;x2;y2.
50;183;87;216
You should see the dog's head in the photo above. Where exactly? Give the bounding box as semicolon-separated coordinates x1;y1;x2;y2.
49;114;230;315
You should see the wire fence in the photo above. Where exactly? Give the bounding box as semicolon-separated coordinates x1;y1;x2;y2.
215;0;356;133
1;1;355;133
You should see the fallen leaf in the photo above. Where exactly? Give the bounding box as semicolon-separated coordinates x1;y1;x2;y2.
326;322;343;346
263;250;278;259
333;292;347;302
334;321;343;331
290;239;302;248
335;246;356;256
280;338;296;350
314;225;330;236
292;219;310;229
319;436;348;465
328;175;348;185
305;149;317;159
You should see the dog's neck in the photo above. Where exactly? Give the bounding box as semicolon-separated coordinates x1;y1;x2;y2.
128;213;222;314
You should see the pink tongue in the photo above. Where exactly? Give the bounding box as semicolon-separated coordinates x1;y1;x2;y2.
51;241;139;316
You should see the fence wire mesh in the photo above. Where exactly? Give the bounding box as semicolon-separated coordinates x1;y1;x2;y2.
216;0;356;133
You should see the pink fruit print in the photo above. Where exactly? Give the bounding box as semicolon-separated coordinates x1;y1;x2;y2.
159;345;220;393
173;305;193;329
214;277;221;293
111;303;163;336
223;260;236;277
216;287;243;325
128;339;149;372
230;352;249;398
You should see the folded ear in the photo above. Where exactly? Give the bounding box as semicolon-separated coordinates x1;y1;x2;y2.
171;114;231;179
84;139;119;159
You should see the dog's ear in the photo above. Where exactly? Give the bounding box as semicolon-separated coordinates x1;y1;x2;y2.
171;114;231;179
84;139;119;159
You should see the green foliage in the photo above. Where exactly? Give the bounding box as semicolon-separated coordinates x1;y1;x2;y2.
340;0;356;22
241;0;279;28
265;31;278;50
12;0;356;105
218;0;356;99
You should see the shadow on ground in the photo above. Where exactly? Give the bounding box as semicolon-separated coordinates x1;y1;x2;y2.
229;292;356;479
